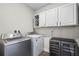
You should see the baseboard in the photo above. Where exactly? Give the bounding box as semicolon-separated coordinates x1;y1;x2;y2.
44;49;49;53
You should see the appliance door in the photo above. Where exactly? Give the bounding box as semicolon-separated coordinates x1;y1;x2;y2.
60;41;75;56
50;40;60;56
4;40;31;56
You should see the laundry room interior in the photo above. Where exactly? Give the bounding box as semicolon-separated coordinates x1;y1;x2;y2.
0;2;79;56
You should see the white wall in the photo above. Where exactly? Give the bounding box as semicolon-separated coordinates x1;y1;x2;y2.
0;3;34;35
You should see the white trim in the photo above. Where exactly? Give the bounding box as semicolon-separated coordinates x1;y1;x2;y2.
44;48;49;53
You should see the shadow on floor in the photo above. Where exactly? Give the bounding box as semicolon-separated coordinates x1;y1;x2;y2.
39;51;49;56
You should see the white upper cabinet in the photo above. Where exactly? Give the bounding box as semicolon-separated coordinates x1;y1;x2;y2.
46;8;58;26
34;3;78;28
59;4;78;26
39;12;46;27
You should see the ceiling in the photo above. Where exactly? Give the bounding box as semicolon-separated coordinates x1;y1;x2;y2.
26;3;50;11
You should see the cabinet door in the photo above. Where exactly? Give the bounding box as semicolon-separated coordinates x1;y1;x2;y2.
38;37;44;53
59;4;78;26
32;37;43;56
46;8;58;26
32;38;39;56
39;12;46;27
44;37;50;52
37;37;44;55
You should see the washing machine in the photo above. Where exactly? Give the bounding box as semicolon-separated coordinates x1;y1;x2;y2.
0;33;31;56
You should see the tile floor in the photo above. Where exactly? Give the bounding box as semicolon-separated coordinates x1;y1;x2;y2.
39;51;49;56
